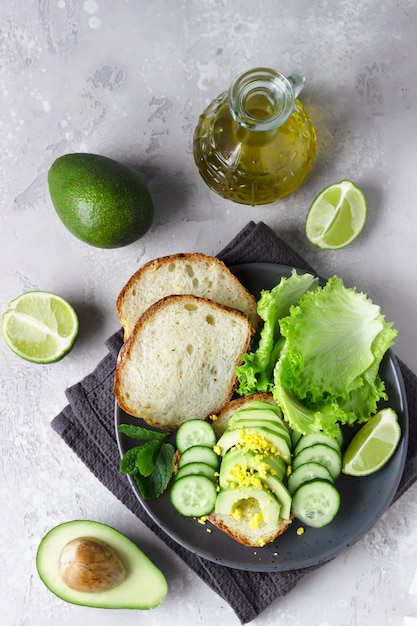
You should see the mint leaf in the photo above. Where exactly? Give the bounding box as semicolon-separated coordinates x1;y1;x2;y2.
133;472;158;500
135;440;162;477
117;423;168;442
120;446;142;475
155;443;175;494
133;443;175;499
118;419;175;499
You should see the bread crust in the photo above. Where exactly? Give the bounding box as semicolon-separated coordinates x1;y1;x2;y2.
116;252;260;339
207;512;292;547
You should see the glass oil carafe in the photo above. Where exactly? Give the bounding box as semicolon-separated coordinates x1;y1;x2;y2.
193;67;317;205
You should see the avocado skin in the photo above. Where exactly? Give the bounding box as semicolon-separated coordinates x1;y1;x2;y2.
48;153;154;249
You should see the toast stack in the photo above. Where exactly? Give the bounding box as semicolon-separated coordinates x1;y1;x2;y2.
114;253;257;429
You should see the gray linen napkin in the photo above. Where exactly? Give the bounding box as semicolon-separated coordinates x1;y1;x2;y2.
52;221;417;624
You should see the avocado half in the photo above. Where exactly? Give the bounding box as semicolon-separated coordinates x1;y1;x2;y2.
36;520;168;609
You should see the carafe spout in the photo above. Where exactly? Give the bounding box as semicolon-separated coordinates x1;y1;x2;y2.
287;72;306;98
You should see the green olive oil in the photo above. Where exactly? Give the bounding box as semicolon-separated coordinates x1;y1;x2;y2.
193;68;317;206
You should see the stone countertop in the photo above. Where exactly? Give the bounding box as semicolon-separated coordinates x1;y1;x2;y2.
1;1;417;625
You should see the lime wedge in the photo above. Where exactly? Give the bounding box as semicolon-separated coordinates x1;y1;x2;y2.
342;408;401;476
305;180;367;249
2;291;79;363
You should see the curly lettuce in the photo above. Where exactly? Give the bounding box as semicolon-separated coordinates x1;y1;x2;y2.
278;276;396;401
235;270;319;394
237;272;397;436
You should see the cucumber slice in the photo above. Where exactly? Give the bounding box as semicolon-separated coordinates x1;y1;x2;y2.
335;429;344;448
291;479;340;528
177;445;219;470
292;443;342;479
175;462;217;483
294;433;341;456
170;475;217;517
287;461;334;495
176;419;217;453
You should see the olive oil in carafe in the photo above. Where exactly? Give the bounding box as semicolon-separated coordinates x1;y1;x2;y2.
193;68;317;206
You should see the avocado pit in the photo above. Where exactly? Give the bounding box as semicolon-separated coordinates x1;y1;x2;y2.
59;536;126;593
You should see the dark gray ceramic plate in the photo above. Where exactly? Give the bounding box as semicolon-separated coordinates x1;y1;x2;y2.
115;263;409;572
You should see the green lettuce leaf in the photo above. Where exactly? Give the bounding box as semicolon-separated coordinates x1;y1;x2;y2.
336;357;388;425
273;357;344;437
277;276;397;404
236;271;397;436
273;276;397;435
235;270;319;394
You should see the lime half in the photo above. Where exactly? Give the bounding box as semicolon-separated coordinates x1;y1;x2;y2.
306;180;367;249
342;408;401;476
2;291;79;363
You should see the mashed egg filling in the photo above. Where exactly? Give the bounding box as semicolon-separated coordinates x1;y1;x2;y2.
231;497;265;528
222;430;286;528
238;429;280;455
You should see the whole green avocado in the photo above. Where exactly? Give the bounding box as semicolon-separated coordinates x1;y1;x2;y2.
48;153;154;249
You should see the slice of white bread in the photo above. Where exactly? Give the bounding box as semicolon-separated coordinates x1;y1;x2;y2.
116;252;260;340
114;294;254;430
207;393;293;547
